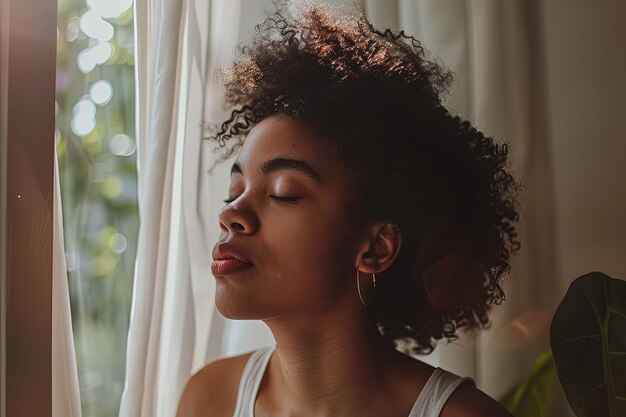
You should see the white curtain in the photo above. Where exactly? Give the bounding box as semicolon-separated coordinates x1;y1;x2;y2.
363;0;569;415
117;0;280;416
53;149;83;417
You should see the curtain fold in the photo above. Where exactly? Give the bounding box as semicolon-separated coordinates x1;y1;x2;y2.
52;147;82;417
118;0;245;416
118;0;194;414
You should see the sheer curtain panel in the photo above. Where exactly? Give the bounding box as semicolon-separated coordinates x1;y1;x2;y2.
53;153;83;417
118;1;244;416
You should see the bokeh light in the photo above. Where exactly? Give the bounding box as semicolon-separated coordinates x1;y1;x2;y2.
66;17;81;42
89;80;113;105
87;0;134;19
71;98;97;136
99;226;117;245
109;233;128;254
80;9;115;42
108;134;136;156
77;42;113;73
101;175;124;199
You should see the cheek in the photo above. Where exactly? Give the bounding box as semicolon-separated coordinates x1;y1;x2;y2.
214;204;356;319
267;208;354;302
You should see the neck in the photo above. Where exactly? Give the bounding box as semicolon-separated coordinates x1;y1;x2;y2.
260;300;401;417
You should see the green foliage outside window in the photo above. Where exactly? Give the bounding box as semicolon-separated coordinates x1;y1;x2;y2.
56;0;137;415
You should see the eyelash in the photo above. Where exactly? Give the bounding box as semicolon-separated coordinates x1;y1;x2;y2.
222;195;301;205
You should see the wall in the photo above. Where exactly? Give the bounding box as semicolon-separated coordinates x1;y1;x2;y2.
541;0;626;290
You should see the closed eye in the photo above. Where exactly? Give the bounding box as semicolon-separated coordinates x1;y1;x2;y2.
222;195;302;205
270;195;302;204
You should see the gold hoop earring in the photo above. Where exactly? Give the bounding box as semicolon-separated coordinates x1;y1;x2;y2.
356;265;376;306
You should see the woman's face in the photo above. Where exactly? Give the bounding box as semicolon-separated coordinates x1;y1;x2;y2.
212;113;362;320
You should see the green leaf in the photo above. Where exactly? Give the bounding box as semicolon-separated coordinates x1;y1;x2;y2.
499;350;556;417
550;271;626;417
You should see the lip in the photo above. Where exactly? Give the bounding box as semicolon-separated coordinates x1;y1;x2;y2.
212;242;253;264
211;259;254;275
211;241;254;276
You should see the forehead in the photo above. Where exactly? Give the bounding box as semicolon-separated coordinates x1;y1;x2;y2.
233;114;341;178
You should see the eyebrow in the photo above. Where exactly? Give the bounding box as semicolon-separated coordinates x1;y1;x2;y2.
230;157;324;185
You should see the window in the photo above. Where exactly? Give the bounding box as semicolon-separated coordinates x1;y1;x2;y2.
56;0;137;415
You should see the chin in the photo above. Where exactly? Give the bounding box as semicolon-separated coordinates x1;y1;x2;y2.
214;280;300;320
215;295;245;319
214;289;266;320
216;304;248;320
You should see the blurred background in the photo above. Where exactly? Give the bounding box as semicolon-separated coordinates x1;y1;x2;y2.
55;0;136;415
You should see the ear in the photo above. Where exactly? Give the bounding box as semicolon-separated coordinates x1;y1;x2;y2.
355;222;402;273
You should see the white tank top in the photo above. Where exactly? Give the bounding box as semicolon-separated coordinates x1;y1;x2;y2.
232;344;474;417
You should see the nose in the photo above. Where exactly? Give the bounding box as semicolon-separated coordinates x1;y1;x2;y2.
218;198;258;235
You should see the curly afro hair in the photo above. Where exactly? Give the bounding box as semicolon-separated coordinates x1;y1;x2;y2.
206;2;522;355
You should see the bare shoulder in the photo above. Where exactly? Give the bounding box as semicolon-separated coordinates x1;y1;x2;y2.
440;381;513;417
175;351;254;417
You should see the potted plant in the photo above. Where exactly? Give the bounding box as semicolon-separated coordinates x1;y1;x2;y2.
500;271;626;417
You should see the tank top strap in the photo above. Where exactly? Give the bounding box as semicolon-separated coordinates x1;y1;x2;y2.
232;344;276;417
232;348;471;417
407;367;475;417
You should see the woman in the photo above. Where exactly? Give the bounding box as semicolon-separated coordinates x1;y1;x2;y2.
178;3;520;417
